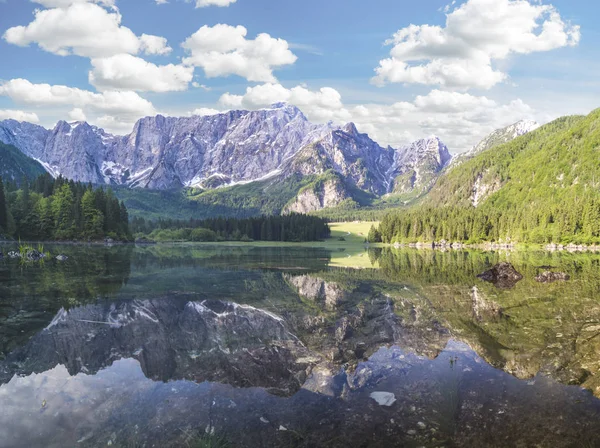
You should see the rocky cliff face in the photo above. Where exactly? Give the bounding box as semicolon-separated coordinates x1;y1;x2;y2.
0;105;454;200
387;137;452;197
284;176;349;214
283;123;395;196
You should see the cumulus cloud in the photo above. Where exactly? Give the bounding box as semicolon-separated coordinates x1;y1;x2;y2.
0;109;40;123
220;83;348;122
139;34;172;56
182;24;297;82
31;0;116;7
195;0;236;6
190;107;221;116
372;0;580;90
219;84;536;152
68;108;87;121
155;0;236;6
4;3;171;58
89;54;194;92
0;78;156;133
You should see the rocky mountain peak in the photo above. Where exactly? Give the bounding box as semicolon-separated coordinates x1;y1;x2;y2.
470;119;539;156
510;119;539;137
341;122;359;136
265;102;306;120
448;119;541;171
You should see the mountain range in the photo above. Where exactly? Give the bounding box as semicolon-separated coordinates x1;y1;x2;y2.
0;103;538;217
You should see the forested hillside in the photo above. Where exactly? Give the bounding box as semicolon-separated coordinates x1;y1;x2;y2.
0;173;130;241
0;142;46;185
379;109;600;245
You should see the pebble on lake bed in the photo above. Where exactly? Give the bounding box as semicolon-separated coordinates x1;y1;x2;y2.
369;391;396;406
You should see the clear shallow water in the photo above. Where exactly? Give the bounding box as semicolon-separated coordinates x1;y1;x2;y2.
1;244;600;447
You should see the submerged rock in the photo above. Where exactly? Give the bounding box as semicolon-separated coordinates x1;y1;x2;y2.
369;391;396;406
25;250;45;261
535;271;570;283
477;262;523;289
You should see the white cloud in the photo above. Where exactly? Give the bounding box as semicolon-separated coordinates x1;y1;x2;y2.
182;24;297;82
195;0;236;6
0;78;156;133
68;108;87;121
191;107;221;116
413;89;496;113
372;0;580;90
139;34;172;56
89;54;194;92
4;3;170;58
31;0;116;7
0;109;40;123
94;115;137;134
219;84;536;152
192;82;212;91
154;0;236;6
220;83;347;122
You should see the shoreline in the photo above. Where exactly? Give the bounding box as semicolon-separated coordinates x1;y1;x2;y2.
3;239;600;253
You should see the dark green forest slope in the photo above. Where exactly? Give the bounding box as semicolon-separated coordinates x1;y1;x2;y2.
379;109;600;245
0;142;46;185
0;174;130;241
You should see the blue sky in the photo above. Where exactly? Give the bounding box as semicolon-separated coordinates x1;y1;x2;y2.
0;0;597;152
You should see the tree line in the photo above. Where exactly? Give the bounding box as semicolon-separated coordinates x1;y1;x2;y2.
131;214;330;242
0;173;130;241
377;194;600;245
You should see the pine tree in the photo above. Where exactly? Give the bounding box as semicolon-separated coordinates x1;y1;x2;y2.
119;201;129;236
81;189;104;239
0;176;7;232
368;225;382;243
52;184;75;239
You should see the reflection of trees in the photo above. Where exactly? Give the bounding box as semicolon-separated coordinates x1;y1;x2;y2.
370;247;600;296
364;248;600;396
132;245;331;272
0;245;134;357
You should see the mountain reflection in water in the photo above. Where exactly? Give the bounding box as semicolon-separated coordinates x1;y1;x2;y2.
0;244;599;447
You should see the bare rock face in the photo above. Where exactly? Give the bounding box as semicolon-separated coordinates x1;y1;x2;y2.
535;271;570;283
387;136;452;196
284;177;349;214
470;171;502;207
477;262;523;289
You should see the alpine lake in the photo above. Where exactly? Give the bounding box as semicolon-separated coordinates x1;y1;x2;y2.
1;241;600;448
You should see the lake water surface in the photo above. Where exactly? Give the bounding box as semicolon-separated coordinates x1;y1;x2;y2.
1;244;600;447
